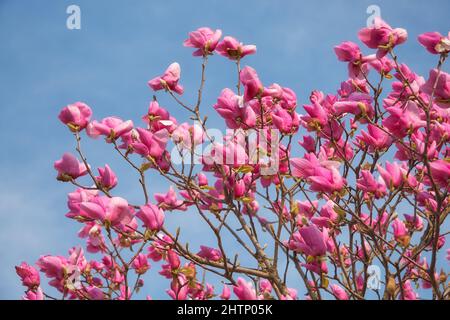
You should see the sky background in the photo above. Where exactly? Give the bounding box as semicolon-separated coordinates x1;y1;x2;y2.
0;0;449;299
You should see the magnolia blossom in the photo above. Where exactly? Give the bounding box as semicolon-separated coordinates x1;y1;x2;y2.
183;27;222;56
148;62;184;95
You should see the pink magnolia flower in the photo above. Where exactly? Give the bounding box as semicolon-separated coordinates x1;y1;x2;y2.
54;153;88;181
311;200;339;228
421;69;450;108
356;170;387;199
271;107;300;135
142;100;177;133
66;188;98;219
429;160;450;190
95;164;118;190
183;27;222;56
392;218;409;246
402;280;418;300
136;203;165;231
87;116;134;141
404;214;424;231
357;124;392;152
240;66;263;102
15;262;40;289
58;102;92;132
216;36;256;60
213;88;256;129
148;62;184;95
418;32;450;54
358;17;407;58
197;246;222;262
334;41;361;62
288;225;328;258
291;153;346;193
132;253;150;275
330;284;349;300
172;122;204;149
382;101;426;137
233;278;257;300
132;128;169;159
36;255;67;280
377;161;404;189
220;285;231;300
259;279;272;294
23;288;44;300
80;196;133;227
154;186;186;211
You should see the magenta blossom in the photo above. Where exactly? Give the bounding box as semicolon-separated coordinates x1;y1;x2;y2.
58;102;92;132
80;196;133;227
197;246;222;262
421;69;450;108
95;164;118;190
358;17;407;58
233;278;257;300
54;153;88;181
148;62;184;95
87;116;133;141
15;262;40;289
216;36;256;60
136;204;165;231
183;27;222;56
418;31;450;54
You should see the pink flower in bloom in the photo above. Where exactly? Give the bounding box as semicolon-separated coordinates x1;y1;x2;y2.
15;262;40;289
421;69;450;108
220;285;231;300
132;128;169;159
356;170;387;199
271;107;300;135
291;153;346;193
377;161;404;189
358;17;407;58
132;253;150;275
357;124;392;152
54;153;88;181
183;27;222;56
142;100;177;133
80;196;133;227
23;288;44;300
154;186;186;211
429;160;450;190
334;41;361;62
330;284;349;300
95;164;118;190
136;204;165;231
197;246;222;262
240;66;263;102
233;278;257;300
296;225;328;257
214;88;256;129
404;214;424;231
66;188;98;219
216;36;256;60
382;101;426;138
418;32;450;54
58;102;92;132
172;122;204;149
87;116;134;141
392;218;409;246
402;280;418;300
148;62;184;95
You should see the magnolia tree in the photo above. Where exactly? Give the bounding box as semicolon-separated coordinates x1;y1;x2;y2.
16;19;450;300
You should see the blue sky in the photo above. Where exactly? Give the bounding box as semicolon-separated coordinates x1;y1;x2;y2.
0;0;449;299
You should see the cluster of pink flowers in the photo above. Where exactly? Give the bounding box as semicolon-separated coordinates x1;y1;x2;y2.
17;23;449;300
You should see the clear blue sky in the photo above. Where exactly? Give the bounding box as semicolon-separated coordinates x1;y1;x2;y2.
0;0;449;299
